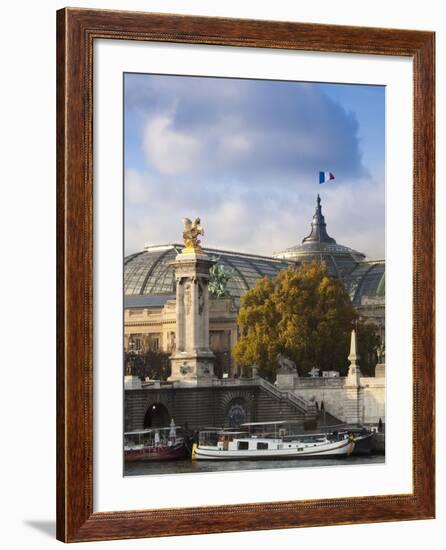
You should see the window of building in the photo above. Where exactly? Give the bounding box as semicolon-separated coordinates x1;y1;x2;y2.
134;337;141;351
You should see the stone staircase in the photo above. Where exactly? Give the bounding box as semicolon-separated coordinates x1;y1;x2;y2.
255;378;317;416
316;410;345;428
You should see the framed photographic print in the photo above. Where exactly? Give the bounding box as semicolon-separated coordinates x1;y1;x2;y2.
56;8;435;542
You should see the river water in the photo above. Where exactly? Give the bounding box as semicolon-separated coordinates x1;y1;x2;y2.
124;454;384;477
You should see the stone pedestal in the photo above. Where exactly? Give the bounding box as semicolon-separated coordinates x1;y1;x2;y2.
124;375;142;390
169;251;216;385
375;362;385;378
275;370;298;389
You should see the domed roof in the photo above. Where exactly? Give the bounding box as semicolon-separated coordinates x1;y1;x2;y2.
273;194;365;278
124;244;295;298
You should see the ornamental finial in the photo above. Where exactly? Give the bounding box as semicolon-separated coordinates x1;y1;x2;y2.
302;194;336;245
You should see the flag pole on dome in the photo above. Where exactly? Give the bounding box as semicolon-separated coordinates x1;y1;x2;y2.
319;171;335;184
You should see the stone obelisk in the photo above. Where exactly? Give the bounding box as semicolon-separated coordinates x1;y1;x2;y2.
168;217;216;385
344;328;364;425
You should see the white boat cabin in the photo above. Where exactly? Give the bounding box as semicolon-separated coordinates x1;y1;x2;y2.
198;429;331;452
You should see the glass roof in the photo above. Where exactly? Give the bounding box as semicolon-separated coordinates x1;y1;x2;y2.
345;261;385;304
124;244;385;303
273;243;365;279
124;244;295;297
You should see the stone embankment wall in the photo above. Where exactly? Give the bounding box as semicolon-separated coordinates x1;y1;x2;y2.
124;383;312;432
276;365;385;425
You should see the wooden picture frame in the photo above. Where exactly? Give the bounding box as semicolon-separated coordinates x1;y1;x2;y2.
56;7;435;542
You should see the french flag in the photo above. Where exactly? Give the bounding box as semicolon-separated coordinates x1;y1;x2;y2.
319;171;335;184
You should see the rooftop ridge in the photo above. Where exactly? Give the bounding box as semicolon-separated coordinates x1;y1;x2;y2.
142;243;297;264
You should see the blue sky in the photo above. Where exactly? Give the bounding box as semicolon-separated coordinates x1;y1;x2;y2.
124;73;385;258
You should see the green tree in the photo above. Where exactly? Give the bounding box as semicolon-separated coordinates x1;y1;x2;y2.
356;321;381;376
125;349;171;381
233;261;366;380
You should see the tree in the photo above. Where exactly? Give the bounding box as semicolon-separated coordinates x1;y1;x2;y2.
233;261;361;380
125;349;171;381
356;321;381;376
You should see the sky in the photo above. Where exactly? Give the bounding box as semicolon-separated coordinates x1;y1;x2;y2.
124;73;385;259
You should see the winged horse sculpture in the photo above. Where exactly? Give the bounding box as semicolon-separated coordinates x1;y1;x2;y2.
181;217;205;253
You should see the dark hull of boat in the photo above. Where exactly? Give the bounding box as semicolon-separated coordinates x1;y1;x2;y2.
371;432;385;454
125;443;187;462
351;433;375;455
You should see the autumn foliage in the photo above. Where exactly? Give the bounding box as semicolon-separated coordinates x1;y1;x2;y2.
232;261;379;380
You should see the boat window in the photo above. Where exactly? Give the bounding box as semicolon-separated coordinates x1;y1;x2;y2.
199;432;219;446
257;442;268;450
237;441;249;450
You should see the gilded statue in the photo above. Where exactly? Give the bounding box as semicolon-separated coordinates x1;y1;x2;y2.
181;217;205;253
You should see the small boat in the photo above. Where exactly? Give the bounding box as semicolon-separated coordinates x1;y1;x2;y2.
124;419;187;462
192;421;354;460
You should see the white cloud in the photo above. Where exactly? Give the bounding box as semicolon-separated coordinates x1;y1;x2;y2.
219;134;252;156
125;167;385;260
143;114;202;175
125;169;154;204
131;77;369;185
125;75;384;258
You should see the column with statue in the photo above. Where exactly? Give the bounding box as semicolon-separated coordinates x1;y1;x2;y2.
168;217;216;385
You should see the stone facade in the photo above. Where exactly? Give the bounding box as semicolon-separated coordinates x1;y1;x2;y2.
124;295;239;374
361;365;385;423
275;334;385;425
275;373;385;425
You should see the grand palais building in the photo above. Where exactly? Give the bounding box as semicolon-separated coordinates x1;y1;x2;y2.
124;195;385;376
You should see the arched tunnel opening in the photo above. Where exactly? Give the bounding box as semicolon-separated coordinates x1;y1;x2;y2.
144;402;170;428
